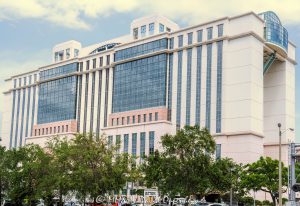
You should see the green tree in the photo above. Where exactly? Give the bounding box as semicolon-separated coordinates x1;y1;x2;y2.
0;146;9;205
143;126;217;197
240;156;288;206
46;137;74;206
5;144;50;206
70;133;132;205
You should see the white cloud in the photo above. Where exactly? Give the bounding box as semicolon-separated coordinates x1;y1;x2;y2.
0;0;300;30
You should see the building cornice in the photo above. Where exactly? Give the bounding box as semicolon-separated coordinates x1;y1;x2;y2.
213;130;264;138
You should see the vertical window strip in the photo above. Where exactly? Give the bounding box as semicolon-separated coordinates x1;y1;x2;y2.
207;27;213;40
188;32;193;45
197;30;203;42
25;87;31;137
83;73;89;133
90;72;96;133
108;135;113;147
176;51;183;129
195;46;202;125
116;135;121;153
186;49;192;126
96;71;102;137
9;90;16;148
205;44;212;131
140;132;146;158
178;35;183;47
77;76;82;132
167;54;173;121
104;69;109;127
149;131;155;154
14;90;21;147
132;133;137;156
218;24;224;37
30;86;36;137
216;144;221;160
216;41;223;133
19;89;26;146
169;37;174;49
124;134;129;153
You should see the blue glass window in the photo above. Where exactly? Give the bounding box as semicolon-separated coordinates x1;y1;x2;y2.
186;49;192;126
207;27;213;40
178;35;183;47
140;132;146;157
197;30;203;42
124;134;129;153
104;69;109;127
93;58;96;69
96;71;102;137
195;46;202;125
77;76;82;132
108;135;113;147
14;79;17;88
216;41;223;133
14;90;21;147
90;72;96;133
149;23;154;35
113;54;167;113
188;32;193;45
205;44;212;131
132;133;137;156
37;76;77;124
82;74;89;133
149;131;155;155
159;23;164;33
217;24;224;37
115;38;167;61
167;54;173;121
25;86;31;137
176;51;183;129
116;135;121;152
19;89;26;146
86;61;90;71
216;144;221;160
30;86;36;136
169;37;174;49
141;25;146;37
133;28;138;40
40;63;77;81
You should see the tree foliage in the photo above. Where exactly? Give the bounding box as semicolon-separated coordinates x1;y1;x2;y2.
240;156;288;206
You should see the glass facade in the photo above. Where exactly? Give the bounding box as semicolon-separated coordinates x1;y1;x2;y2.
176;51;183;129
124;134;129;153
9;90;16;148
141;25;146;37
195;46;202;125
104;69;109;127
207;27;213;40
140;132;146;157
112;54;167;113
19;89;26;146
186;49;192;126
217;24;224;37
90;72;95;133
115;39;168;61
149;23;154;35
30;86;36;136
178;35;183;47
132;133;137;156
40;63;77;81
96;71;102;137
205;44;212;131
37;76;77;124
149;131;155;154
169;37;174;49
14;90;21;147
216;41;223;133
77;76;82;132
167;54;173;121
188;32;193;45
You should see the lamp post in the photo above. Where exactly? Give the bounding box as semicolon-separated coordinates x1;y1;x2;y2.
277;124;294;206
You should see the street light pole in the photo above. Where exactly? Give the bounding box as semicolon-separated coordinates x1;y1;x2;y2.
278;123;282;206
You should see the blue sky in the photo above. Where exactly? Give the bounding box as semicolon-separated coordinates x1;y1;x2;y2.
0;0;299;140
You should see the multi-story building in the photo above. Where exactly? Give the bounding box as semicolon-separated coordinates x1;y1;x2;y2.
1;11;296;165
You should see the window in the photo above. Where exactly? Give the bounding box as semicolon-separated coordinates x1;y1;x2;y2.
19;78;21;87
86;60;90;70
62;125;64;133
143;114;146;122
23;77;26;86
132;133;137;156
149;131;155;154
178;35;183;47
216;144;221;160
124;134;129;153
99;57;103;67
169;37;174;49
38;129;40;136
127;116;130;124
14;79;17;88
58;126;60;133
159;23;164;33
54;127;56;133
140;132;146;157
116;135;121;153
217;24;224;37
108;136;113;147
55;52;59;62
93;58;96;69
141;25;146;37
34;74;37;82
74;49;79;57
207;27;213;40
46;128;48;134
155;112;158;121
132;116;135;124
117;118;119;125
138;115;141;123
66;125;68;132
166;27;171;32
79;62;83;72
122;117;125;125
29;76;32;85
106;55;110;65
35;129;37;136
66;48;70;59
42;128;44;135
149;113;152;121
149;23;154;35
50;127;52;134
133;28;138;39
188;32;193;45
58;51;64;61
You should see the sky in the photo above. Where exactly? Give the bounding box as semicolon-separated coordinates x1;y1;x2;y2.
0;0;299;140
